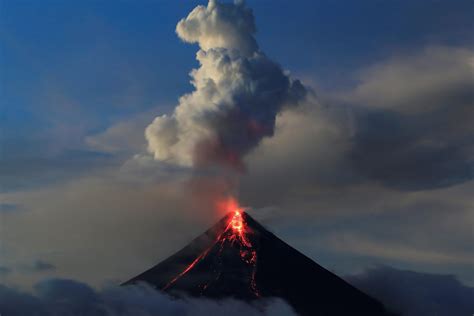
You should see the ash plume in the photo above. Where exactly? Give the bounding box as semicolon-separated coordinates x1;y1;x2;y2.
145;0;306;170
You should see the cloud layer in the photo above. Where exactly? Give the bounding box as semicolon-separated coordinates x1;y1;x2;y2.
241;46;474;202
0;279;295;316
349;46;474;190
347;266;474;316
2;267;473;316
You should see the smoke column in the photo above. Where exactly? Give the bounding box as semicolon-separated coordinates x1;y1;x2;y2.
145;0;306;171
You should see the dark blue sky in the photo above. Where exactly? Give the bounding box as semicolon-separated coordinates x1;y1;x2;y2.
2;0;472;145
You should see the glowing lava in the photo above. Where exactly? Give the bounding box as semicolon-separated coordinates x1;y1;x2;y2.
225;210;259;296
162;200;259;297
231;210;243;232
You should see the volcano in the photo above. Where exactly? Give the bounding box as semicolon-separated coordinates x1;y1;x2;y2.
124;211;392;315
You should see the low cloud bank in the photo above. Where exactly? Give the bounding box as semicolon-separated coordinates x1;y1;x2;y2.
2;266;473;316
347;266;474;316
0;279;296;316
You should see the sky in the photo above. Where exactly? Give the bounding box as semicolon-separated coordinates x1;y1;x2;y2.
1;0;473;314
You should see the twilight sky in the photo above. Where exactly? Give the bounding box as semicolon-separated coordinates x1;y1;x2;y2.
1;1;473;310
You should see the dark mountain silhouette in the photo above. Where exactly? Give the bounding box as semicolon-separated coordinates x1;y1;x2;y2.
124;211;393;315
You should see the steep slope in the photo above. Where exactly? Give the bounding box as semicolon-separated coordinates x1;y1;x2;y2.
124;211;392;316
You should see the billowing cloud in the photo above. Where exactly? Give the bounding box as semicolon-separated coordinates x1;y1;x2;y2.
145;0;305;170
176;0;257;56
0;279;296;316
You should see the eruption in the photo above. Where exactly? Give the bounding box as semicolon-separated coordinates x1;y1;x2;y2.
145;0;306;170
142;0;307;298
230;210;243;233
124;204;392;316
162;197;259;297
126;3;395;316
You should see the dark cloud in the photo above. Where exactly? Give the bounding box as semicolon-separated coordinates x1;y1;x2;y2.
0;267;11;276
347;46;474;190
0;203;20;213
0;261;56;276
0;279;296;316
2;268;472;316
350;106;473;190
31;260;56;272
242;46;474;197
346;266;474;316
0;148;115;192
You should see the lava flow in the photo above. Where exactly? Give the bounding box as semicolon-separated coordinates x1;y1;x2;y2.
162;203;259;297
225;209;259;296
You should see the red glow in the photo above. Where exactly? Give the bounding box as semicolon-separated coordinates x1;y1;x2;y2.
163;197;260;297
215;196;243;217
231;210;243;232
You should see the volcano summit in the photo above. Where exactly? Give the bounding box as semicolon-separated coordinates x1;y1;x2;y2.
124;211;392;315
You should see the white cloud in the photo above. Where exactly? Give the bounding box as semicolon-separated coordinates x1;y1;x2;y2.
145;0;305;169
176;0;257;56
349;46;474;114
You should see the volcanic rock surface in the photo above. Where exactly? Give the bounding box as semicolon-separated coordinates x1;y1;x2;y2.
124;212;392;316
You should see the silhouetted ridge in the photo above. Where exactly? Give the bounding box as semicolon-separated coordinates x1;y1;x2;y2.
124;212;392;316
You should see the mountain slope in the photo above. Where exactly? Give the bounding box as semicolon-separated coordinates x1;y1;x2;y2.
124;211;392;315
